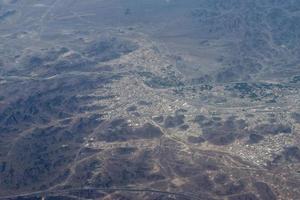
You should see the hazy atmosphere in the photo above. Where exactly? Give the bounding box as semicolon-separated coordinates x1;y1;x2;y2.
0;0;300;199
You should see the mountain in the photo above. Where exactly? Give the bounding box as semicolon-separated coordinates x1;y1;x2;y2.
0;0;299;199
